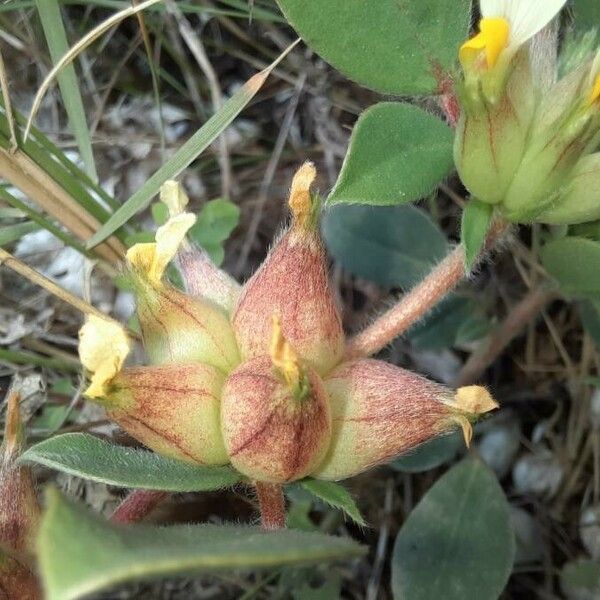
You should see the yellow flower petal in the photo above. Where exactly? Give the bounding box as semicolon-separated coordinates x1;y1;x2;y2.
454;385;499;414
454;415;474;448
589;75;600;106
269;315;306;398
160;180;189;217
78;315;131;398
126;213;196;284
288;162;316;229
460;17;510;70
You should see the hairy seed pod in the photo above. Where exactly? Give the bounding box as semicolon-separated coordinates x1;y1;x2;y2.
104;363;229;465
221;355;332;483
232;163;344;375
313;359;498;481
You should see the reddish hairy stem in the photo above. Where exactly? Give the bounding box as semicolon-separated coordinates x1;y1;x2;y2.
110;490;168;524
255;482;286;530
453;285;557;387
345;221;509;360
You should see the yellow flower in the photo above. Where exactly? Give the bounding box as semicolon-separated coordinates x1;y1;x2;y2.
461;0;567;72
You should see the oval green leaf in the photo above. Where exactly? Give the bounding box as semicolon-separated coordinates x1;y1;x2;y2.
541;236;600;298
276;0;472;95
391;432;462;473
560;559;600;599
38;488;366;600
20;433;241;491
322;203;448;289
392;458;515;600
461;199;493;271
328;103;454;207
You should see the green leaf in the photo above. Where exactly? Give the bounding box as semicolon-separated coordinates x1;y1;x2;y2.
38;488;366;600
322;203;449;289
323;203;490;350
20;433;241;492
189;198;240;265
328;103;453;207
299;479;366;526
580;300;600;348
0;221;40;245
541;236;600;298
35;0;98;181
407;295;490;351
276;0;471;95
461;199;493;271
392;458;515;600
87;51;288;249
151;201;169;226
391;433;462;473
573;0;600;41
560;559;600;599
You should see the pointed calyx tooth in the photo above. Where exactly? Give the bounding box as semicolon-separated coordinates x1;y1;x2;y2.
454;386;499;415
288;161;317;230
269;315;308;399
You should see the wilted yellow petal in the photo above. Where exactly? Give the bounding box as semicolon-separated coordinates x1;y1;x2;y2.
288;162;316;229
460;18;510;69
126;213;196;284
454;415;474;448
270;315;305;397
454;385;499;415
160;180;189;217
589;75;600;106
79;315;131;398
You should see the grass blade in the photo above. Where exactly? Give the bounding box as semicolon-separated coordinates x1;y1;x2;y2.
35;0;98;181
25;0;163;141
87;39;299;248
0;221;40;245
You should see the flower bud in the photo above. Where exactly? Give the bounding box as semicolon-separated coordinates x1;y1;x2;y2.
312;359;498;481
529;153;600;225
0;388;40;556
232;163;344;375
221;323;332;483
454;50;536;206
127;214;239;371
79;316;228;465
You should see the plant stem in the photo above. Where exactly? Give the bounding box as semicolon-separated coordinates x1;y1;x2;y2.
345;221;510;360
453;285;557;387
110;490;168;524
255;481;285;530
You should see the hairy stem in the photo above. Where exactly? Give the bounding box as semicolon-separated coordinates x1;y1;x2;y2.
345;221;510;360
453;285;557;387
110;490;168;524
255;482;286;530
